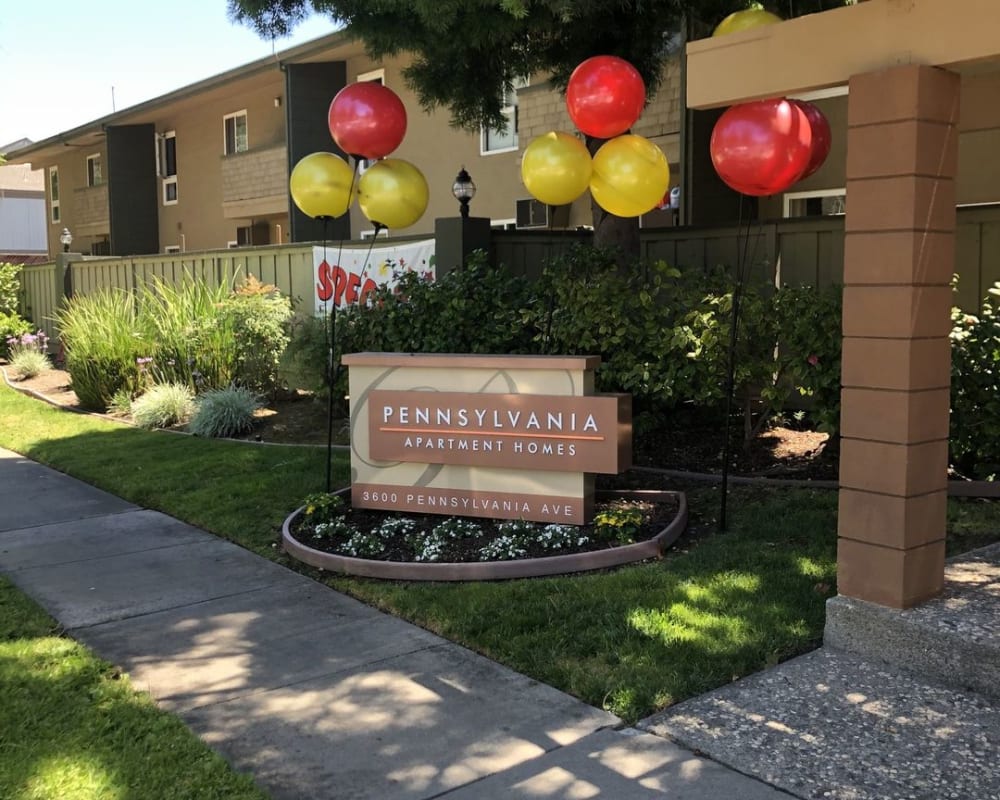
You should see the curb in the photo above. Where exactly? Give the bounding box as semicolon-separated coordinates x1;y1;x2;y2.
282;490;689;581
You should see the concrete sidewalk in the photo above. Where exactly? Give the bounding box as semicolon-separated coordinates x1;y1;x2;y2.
0;448;789;800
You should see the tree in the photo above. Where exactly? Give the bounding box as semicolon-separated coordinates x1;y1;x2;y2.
230;0;849;260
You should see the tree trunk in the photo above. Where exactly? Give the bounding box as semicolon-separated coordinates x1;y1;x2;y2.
587;135;641;268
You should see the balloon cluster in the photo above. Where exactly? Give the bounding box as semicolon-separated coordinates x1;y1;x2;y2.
709;98;830;197
521;55;670;219
289;82;429;229
707;9;831;197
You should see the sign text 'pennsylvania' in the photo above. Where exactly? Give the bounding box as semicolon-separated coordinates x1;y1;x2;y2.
369;390;631;473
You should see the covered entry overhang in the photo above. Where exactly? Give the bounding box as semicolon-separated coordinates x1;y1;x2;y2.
685;0;1000;609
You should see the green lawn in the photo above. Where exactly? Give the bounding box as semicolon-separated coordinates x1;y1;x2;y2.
1;381;996;726
0;576;267;800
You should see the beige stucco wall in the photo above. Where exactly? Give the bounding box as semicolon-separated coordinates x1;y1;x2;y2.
42;145;106;255
156;70;288;251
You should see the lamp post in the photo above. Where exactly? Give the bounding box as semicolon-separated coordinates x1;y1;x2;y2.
451;167;476;219
59;228;73;253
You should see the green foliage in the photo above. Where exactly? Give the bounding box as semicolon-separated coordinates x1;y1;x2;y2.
335;253;534;397
54;289;147;410
230;1;849;134
129;383;195;430
0;262;22;315
302;492;345;524
224;282;293;396
55;276;293;410
135;277;238;392
592;502;645;545
0;312;31;358
765;284;843;434
9;349;51;379
281;313;330;396
950;282;1000;478
189;386;263;438
524;247;776;414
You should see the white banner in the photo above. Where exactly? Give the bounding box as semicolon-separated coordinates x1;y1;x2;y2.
313;239;435;313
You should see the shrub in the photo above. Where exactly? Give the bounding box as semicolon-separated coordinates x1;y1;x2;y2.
9;349;51;379
281;313;330;397
334;252;534;399
188;386;262;438
136;277;237;392
765;284;843;435
223;279;293;396
0;262;21;315
130;383;195;430
54;289;147;410
523;248;776;416
950;282;1000;478
0;312;31;358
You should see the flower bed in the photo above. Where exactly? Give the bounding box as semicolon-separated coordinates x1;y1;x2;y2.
282;487;688;581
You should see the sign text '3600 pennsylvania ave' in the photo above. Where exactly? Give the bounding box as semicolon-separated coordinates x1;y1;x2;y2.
368;389;631;473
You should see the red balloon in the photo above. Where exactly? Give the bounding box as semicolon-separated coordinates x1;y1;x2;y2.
793;100;832;179
328;83;407;160
566;56;646;139
710;99;813;196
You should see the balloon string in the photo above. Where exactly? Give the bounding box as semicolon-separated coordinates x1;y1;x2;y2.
719;193;753;531
322;215;335;493
356;222;386;302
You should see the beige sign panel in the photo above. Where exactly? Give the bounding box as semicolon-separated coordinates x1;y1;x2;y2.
342;352;632;524
368;389;631;473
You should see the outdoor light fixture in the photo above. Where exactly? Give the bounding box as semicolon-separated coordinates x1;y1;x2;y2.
452;167;476;219
60;228;73;252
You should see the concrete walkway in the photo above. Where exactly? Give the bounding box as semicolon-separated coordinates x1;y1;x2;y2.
0;448;789;800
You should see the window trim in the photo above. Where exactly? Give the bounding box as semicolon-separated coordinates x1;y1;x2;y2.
223;110;249;155
782;188;846;218
158;130;178;206
480;77;527;156
86;153;103;187
48;166;60;224
163;176;178;206
356;68;385;85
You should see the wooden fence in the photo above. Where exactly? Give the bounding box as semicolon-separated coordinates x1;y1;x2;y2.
17;205;1000;346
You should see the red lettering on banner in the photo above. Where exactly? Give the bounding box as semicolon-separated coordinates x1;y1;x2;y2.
319;264;382;308
333;265;348;305
316;261;334;302
345;272;362;304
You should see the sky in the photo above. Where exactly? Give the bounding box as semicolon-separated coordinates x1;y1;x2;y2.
0;1;340;149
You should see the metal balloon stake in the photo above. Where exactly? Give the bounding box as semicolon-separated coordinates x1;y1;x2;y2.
719;194;761;532
322;158;365;493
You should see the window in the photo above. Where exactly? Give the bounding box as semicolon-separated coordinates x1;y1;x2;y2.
48;166;60;223
783;189;846;218
164;245;181;254
481;78;527;154
223;110;248;155
87;153;103;187
157;131;178;205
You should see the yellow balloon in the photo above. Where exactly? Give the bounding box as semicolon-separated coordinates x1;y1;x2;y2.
713;8;783;37
289;152;356;219
521;131;592;206
357;159;429;229
589;135;670;218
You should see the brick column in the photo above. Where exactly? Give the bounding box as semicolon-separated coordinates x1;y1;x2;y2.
837;64;959;609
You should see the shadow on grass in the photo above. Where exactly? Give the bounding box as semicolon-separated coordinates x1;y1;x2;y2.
0;579;266;800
